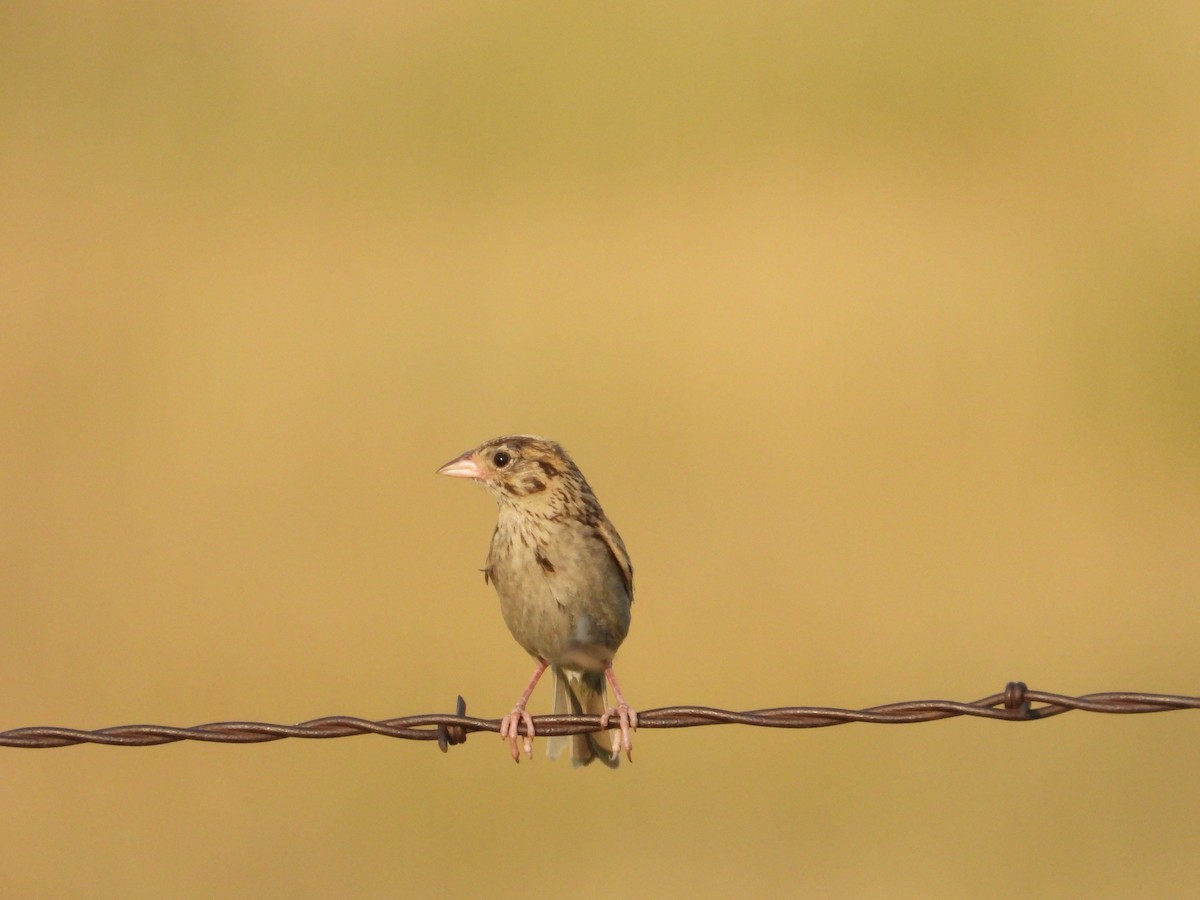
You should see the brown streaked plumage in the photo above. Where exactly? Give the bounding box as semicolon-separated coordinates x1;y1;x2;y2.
437;435;636;766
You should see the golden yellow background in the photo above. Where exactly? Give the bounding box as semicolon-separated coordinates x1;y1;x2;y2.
4;3;1199;897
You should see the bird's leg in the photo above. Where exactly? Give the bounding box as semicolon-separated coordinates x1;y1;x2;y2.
600;666;637;761
499;658;548;762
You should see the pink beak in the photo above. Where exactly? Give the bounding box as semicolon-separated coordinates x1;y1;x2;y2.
436;453;486;480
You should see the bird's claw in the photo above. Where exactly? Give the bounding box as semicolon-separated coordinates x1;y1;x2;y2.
499;706;535;762
600;703;637;762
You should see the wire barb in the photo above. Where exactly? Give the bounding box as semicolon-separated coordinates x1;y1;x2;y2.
2;684;1196;750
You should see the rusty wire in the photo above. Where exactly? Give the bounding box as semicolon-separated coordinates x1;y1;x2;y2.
2;684;1196;751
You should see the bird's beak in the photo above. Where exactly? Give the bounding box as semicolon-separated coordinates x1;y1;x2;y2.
437;453;485;480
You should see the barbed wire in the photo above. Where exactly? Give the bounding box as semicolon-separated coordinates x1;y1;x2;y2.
2;683;1196;751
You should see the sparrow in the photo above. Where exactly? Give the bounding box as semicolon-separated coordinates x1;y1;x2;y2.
437;435;636;766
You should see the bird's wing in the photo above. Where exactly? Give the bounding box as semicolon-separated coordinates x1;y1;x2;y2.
595;517;634;602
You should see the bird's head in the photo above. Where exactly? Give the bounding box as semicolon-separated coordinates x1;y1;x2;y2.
437;435;586;510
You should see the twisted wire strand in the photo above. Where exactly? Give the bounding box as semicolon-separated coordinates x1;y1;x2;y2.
2;684;1196;750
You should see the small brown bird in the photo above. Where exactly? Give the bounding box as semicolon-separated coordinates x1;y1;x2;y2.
437;435;636;766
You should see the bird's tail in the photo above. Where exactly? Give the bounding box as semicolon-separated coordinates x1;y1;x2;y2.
547;666;619;768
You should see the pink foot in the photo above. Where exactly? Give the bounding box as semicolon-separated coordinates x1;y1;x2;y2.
600;703;637;762
498;659;549;764
601;665;637;762
499;705;535;762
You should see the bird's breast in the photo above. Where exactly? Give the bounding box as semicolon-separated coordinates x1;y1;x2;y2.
487;515;630;670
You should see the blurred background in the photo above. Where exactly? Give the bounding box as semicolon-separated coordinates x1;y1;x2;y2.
3;2;1199;897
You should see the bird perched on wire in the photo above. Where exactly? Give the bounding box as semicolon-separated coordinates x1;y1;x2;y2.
437;435;636;766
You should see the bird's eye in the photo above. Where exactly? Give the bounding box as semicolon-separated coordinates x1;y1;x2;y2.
492;451;511;468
